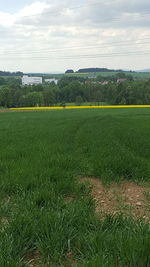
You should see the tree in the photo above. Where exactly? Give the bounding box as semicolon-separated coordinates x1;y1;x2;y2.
32;84;43;92
7;77;21;86
12;89;22;107
0;77;6;85
26;92;43;107
75;95;83;106
126;74;133;81
43;88;56;106
0;86;12;107
65;69;74;73
116;72;126;79
96;75;103;82
10;85;22;107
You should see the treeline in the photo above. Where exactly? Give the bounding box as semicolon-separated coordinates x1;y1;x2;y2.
0;77;21;86
77;68;123;73
0;78;150;108
65;68;135;73
0;71;23;77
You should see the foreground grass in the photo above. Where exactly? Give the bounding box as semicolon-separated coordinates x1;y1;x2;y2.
0;108;150;266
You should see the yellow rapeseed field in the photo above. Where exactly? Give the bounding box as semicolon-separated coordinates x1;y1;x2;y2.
10;105;150;110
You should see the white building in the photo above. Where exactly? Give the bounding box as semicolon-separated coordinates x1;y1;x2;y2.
45;78;58;85
22;75;42;85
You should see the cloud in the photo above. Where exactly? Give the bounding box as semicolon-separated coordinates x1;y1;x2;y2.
0;0;150;72
0;12;14;26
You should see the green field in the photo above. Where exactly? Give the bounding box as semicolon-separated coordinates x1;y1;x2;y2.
65;71;150;79
0;108;150;266
95;71;150;79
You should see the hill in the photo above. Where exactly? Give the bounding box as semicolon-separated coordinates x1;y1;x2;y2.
65;68;124;73
137;69;150;73
77;67;124;73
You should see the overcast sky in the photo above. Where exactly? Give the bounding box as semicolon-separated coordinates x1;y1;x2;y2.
0;0;150;73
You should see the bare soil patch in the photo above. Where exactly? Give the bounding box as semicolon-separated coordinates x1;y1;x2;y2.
25;250;42;267
80;177;150;222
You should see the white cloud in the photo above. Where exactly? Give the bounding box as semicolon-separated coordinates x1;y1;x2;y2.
0;0;150;72
0;12;14;26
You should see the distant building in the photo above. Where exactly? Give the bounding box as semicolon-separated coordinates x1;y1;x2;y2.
22;75;42;85
45;78;58;85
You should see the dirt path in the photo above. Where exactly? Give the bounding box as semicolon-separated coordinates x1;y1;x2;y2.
80;177;150;222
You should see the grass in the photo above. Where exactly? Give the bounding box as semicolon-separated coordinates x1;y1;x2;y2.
0;108;150;266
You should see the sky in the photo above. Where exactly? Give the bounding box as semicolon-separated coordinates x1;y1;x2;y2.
0;0;150;73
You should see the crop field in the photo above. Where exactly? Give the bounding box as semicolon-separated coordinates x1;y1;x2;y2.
64;71;150;79
0;108;150;266
95;71;150;79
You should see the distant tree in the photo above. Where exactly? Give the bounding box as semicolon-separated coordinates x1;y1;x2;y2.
0;86;12;107
144;93;150;104
68;81;82;102
11;89;22;107
77;68;116;73
75;95;83;106
19;95;27;107
65;69;74;73
116;72;126;79
7;77;21;86
43;88;56;106
26;92;43;107
94;89;104;103
119;97;127;105
32;84;43;92
0;74;150;107
0;71;23;76
126;74;134;81
0;77;6;85
96;75;103;82
58;79;70;88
